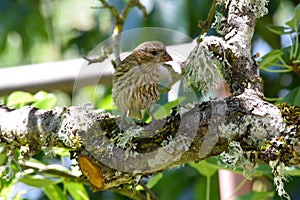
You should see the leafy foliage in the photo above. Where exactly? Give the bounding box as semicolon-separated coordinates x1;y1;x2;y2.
1;0;300;199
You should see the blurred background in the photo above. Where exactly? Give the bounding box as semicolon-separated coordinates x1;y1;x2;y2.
0;0;292;66
0;0;299;100
0;0;300;199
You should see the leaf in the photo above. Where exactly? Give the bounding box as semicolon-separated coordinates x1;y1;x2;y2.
277;86;300;106
43;184;68;200
193;171;220;200
32;91;57;109
146;173;163;189
97;93;115;111
6;91;35;108
12;190;27;200
285;4;300;30
286;166;300;176
51;147;70;157
19;175;61;188
153;166;199;200
0;177;15;199
254;165;273;179
64;182;89;200
258;49;283;70
235;191;274;200
189;159;219;178
266;25;294;35
153;97;186;119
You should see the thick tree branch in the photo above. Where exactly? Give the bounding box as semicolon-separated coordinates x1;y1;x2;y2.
0;90;298;189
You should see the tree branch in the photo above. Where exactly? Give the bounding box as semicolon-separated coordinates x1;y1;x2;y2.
85;0;148;66
0;90;298;189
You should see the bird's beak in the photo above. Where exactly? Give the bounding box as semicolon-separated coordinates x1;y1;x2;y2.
161;52;173;62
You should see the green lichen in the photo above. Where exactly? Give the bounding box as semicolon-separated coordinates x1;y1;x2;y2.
219;141;256;179
211;11;227;35
270;160;290;200
182;36;223;95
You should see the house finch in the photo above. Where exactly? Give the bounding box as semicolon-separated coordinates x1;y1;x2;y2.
112;41;173;120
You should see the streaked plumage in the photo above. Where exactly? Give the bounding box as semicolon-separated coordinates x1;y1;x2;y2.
112;41;173;120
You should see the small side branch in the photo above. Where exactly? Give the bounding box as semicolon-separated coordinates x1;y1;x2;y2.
197;0;218;42
86;0;148;66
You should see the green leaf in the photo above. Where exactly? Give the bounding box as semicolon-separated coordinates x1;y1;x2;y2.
64;181;89;200
6;91;35;108
266;25;294;35
19;175;61;188
73;85;102;106
0;97;4;104
32;91;57;109
258;49;283;70
235;191;274;200
277;86;300;106
12;190;27;200
253;165;273;179
153;97;186;119
146;173;163;189
43;184;68;200
193;171;220;200
286;166;300;176
285;4;300;30
97;93;115;111
153;166;199;200
189;159;219;178
51;147;70;157
0;178;15;199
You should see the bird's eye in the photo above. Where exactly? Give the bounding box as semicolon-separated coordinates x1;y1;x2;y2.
151;50;158;56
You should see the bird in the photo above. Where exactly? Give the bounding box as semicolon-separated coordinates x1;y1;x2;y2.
112;41;173;121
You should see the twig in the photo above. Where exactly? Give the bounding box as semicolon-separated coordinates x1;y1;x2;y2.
197;0;217;43
83;56;107;65
19;160;86;184
138;180;158;200
90;0;148;66
83;46;112;65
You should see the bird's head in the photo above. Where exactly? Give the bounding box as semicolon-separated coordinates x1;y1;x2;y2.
132;41;173;65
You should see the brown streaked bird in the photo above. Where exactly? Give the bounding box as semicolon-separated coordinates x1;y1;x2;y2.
112;41;173;120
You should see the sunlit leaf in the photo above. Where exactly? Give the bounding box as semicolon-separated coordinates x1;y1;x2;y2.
51;147;70;157
97;93;115;110
32;91;57;109
19;175;61;188
12;189;27;200
147;173;163;189
64;182;89;200
0;176;15;199
43;184;68;200
6;91;34;108
286;166;300;176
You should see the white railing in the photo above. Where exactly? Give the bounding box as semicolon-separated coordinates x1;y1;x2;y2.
0;43;194;96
